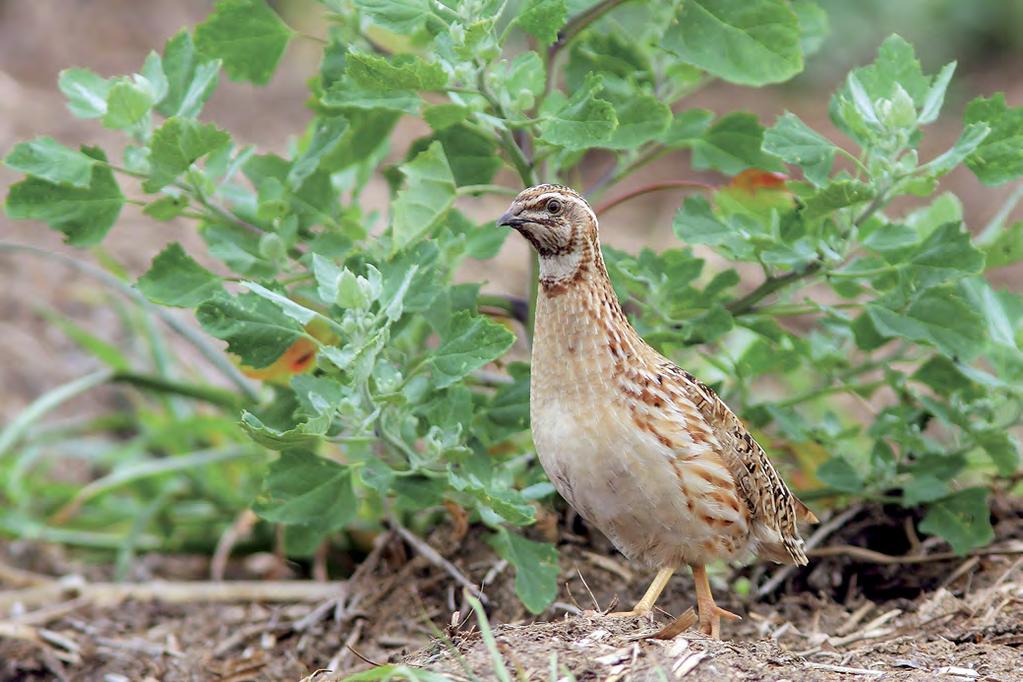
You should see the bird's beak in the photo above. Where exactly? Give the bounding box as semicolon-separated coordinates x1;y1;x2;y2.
498;210;523;228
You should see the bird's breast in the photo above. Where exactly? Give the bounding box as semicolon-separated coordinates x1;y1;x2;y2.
529;284;752;567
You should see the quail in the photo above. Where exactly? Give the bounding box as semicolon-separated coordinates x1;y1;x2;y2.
499;184;817;638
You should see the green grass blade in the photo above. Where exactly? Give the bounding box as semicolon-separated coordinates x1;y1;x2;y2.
51;445;259;523
465;591;511;682
0;369;113;459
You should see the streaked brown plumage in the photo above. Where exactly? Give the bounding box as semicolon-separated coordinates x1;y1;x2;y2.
499;184;817;638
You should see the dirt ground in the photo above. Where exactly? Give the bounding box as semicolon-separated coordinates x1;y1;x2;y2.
2;500;1023;681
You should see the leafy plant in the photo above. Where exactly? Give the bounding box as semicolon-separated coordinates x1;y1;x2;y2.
4;0;1023;613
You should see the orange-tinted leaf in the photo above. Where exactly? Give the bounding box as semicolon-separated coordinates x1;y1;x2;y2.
240;336;318;382
728;168;789;193
717;169;795;219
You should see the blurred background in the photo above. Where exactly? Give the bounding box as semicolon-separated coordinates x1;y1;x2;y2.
2;0;1022;424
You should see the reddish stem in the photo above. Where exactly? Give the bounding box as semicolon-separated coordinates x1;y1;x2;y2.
595;180;716;215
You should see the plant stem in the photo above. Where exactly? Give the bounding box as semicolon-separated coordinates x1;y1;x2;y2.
726;184;891;315
476;69;535;186
772;380;885;409
185;178;266;235
586;143;672;198
827;265;897;279
478;293;529;324
978;181;1023;245
594;180;716;214
726;264;822;316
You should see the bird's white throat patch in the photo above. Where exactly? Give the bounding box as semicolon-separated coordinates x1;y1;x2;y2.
538;248;585;285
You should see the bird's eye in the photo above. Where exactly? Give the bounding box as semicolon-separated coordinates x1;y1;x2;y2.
546;199;562;215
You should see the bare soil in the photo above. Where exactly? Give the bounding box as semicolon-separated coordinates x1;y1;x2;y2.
2;501;1022;681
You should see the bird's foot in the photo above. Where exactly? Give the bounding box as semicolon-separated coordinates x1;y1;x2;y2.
696;602;741;639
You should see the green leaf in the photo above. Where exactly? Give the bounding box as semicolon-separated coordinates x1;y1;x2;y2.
423;103;470;131
926;123;990;178
762;112;837;186
254;451;356;533
488;529;559;614
143;195;189;221
289;117;349;188
911;356;981;398
673;196;732;245
867;287;985;360
829;34;932;145
311;254;343;305
58;68;111;119
102;80;153;130
847;34;930;107
432;311;516;388
918;488;994;555
4;137;97;188
321;78;420;114
899;222;985;289
158;30;221;118
353;0;443;35
241;281;320;326
450;470;536;525
391;142;456;254
197;292;303;368
975;430;1020;476
603;94;672;149
983;221;1023;270
492;51;546;114
691;112;783;175
663;0;803;86
802;180;874;221
792;0;829;56
144;117;231;191
138;243;223;307
538;74;617;150
516;0;566;47
202;222;277;278
139;51;170;104
661;109;714;147
241;410;330;449
347;51;447;91
962;93;1023;186
902;474;950;506
5;146;124;246
918;61;956;125
816;457;864;493
960;278;1018;350
194;0;294;85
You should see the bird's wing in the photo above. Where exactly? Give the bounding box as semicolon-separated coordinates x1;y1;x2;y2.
659;362;817;565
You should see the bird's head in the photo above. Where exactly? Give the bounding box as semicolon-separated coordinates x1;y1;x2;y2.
498;184;598;259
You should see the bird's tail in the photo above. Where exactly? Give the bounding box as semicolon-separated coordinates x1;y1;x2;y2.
792;496;818;524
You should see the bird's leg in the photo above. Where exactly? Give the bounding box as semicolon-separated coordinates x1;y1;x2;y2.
608;567;675;617
691;564;741;638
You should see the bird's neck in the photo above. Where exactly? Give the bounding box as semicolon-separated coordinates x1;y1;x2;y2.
536;232;605;298
533;236;646;367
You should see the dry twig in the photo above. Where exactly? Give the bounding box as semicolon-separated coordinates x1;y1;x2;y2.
211;509;258;581
388;518;488;604
0;579;345;611
808;542;1023;564
804;662;883;677
756;505;863;598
